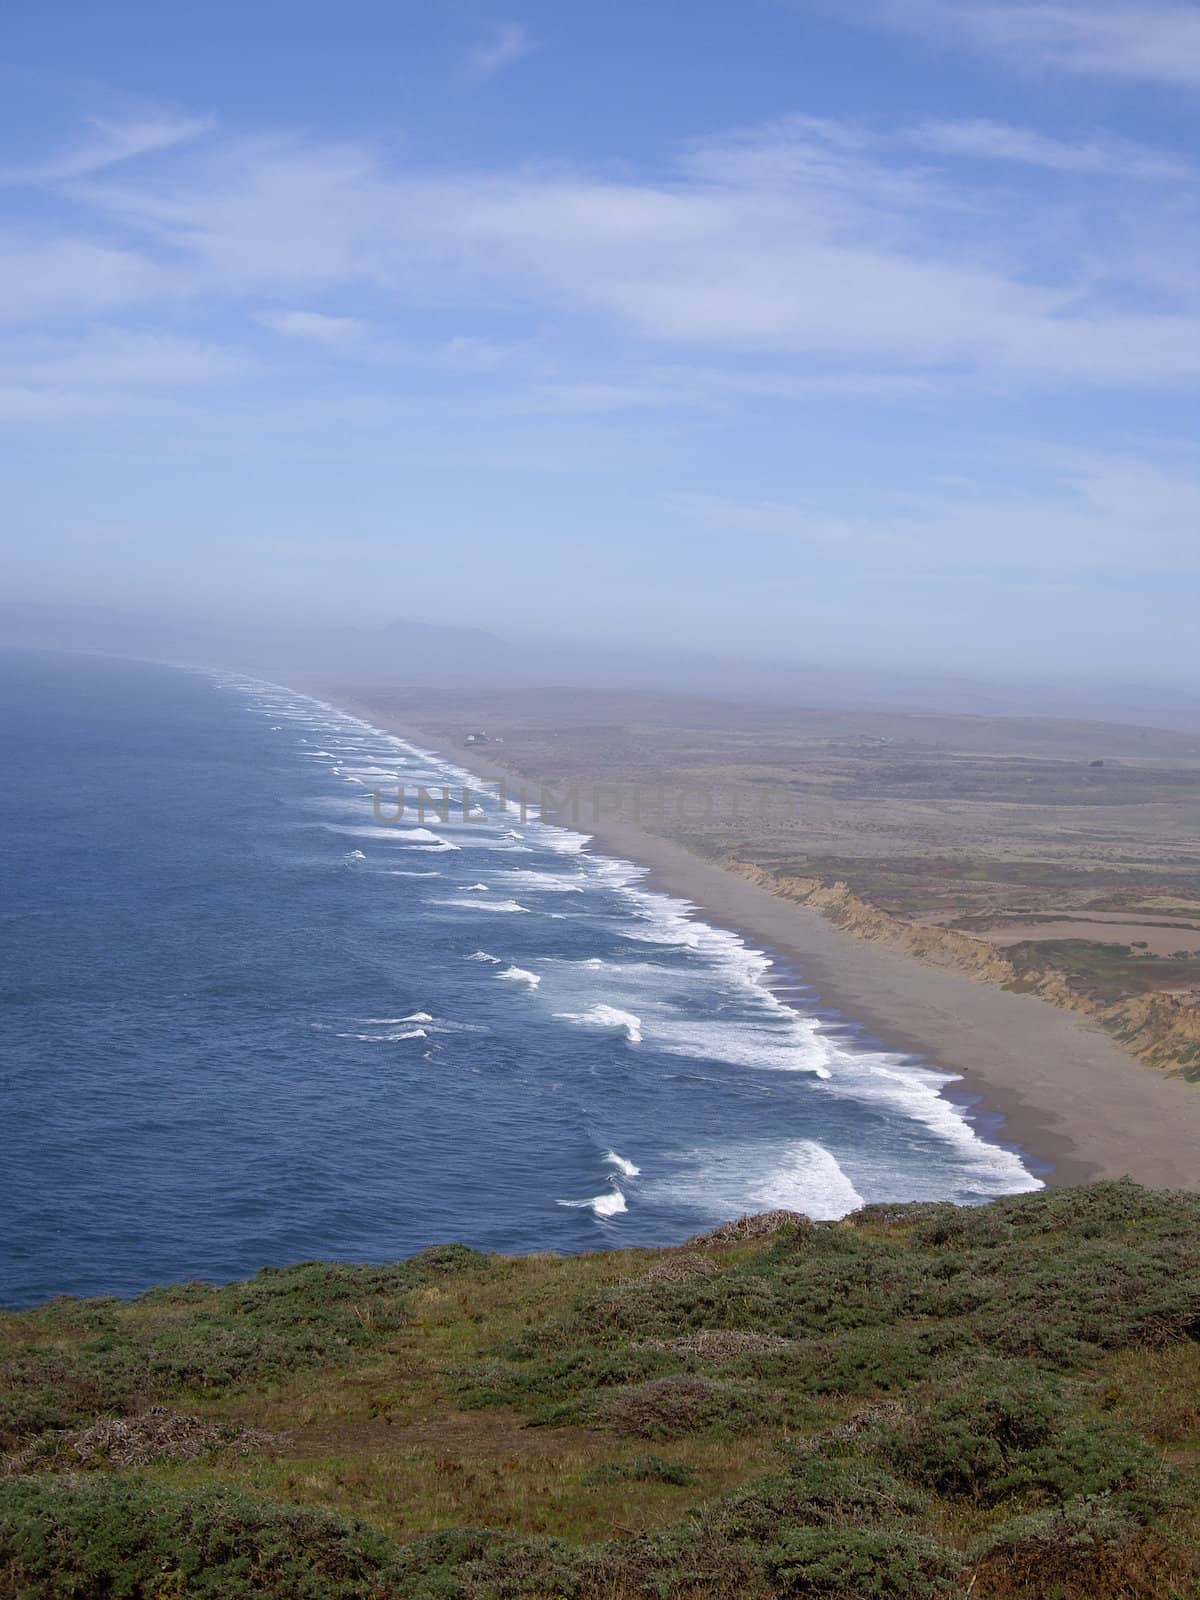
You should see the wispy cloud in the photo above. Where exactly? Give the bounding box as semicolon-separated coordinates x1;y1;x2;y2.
1;113;213;185
907;119;1192;181
45;113;1200;386
0;237;161;322
0;325;247;421
463;21;537;83
680;456;1200;574
257;309;365;344
871;1;1200;88
3;326;247;387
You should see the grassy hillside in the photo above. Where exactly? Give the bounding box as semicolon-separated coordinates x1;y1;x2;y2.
3;1183;1200;1597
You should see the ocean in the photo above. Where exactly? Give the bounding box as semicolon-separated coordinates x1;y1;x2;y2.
0;650;1040;1308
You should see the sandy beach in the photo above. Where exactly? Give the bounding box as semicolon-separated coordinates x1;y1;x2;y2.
334;695;1200;1193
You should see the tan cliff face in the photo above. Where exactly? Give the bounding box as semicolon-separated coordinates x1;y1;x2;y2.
727;862;1200;1076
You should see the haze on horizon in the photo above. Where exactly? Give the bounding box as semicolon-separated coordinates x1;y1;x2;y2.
2;1;1198;686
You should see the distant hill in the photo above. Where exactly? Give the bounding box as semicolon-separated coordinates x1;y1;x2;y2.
3;600;1200;734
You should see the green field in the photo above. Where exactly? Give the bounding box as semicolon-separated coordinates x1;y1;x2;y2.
4;1183;1200;1597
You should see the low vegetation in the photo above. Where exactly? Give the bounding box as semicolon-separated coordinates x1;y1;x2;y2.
3;1182;1200;1596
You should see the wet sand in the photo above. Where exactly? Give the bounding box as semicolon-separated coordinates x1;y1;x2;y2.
333;696;1200;1192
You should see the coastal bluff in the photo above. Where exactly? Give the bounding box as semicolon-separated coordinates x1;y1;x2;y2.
728;863;1200;1076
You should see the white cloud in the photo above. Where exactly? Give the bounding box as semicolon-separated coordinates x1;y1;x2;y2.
908;119;1192;180
10;108;1200;388
871;1;1200;88
0;237;161;321
0;326;249;420
0;386;140;421
463;21;537;83
1;113;213;185
2;326;247;387
258;309;364;343
74;137;387;288
681;456;1200;574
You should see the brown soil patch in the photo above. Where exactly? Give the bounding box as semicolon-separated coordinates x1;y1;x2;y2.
982;921;1200;957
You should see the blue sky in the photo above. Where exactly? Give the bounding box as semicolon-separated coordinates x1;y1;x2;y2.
3;1;1198;679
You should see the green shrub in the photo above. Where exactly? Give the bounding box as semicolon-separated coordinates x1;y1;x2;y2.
789;1324;965;1395
764;1527;962;1598
585;1455;699;1487
976;1243;1200;1362
972;1494;1141;1563
996;1422;1172;1510
599;1375;773;1439
875;1363;1169;1512
409;1244;491;1274
0;1260;426;1449
715;1459;927;1541
562;1273;786;1346
874;1361;1064;1497
0;1476;407;1598
454;1344;686;1409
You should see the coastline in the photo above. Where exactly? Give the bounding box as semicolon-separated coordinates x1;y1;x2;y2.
330;693;1200;1193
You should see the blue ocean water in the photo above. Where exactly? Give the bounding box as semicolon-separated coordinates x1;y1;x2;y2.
0;650;1040;1308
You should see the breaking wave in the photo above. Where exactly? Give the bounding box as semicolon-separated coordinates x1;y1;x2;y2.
433;898;529;914
557;1185;628;1218
604;1150;640;1178
498;966;540;988
555;1004;643;1044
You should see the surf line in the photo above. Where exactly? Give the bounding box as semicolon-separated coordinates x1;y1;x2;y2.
372;781;804;829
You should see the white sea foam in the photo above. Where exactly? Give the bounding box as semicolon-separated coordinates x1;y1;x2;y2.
322;824;458;850
821;1054;1038;1196
337;1027;427;1042
651;1013;836;1079
464;883;490;892
219;672;1041;1207
359;1011;433;1024
498;966;540;988
604;1150;640;1178
557;1185;628;1218
492;868;586;893
647;1140;863;1222
538;828;592;855
751;1141;865;1216
343;849;366;865
555;1004;643;1044
385;869;442;878
433;898;530;913
346;1010;488;1039
466;950;501;963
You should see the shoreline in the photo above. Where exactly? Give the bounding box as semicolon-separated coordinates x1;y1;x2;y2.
330;693;1200;1193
